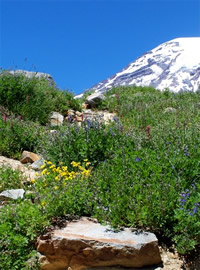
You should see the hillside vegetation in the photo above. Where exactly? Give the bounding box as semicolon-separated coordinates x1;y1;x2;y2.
0;72;199;269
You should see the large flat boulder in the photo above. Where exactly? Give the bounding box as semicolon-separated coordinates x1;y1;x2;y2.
37;217;161;270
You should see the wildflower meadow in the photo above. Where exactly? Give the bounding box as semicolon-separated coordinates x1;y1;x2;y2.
0;72;200;269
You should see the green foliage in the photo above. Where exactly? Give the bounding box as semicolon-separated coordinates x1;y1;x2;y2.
0;71;81;124
88;143;200;236
174;182;200;254
41;120;130;168
0;201;49;270
0;117;47;159
1;82;200;270
31;160;93;217
0;166;24;192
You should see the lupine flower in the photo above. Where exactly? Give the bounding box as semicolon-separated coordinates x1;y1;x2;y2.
135;157;142;162
184;146;189;156
113;116;119;122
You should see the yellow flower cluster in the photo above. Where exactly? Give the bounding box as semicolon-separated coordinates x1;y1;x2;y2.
31;160;92;189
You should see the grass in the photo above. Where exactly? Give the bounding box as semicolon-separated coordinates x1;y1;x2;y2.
0;72;199;269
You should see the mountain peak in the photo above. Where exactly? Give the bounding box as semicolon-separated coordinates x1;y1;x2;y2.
87;37;200;94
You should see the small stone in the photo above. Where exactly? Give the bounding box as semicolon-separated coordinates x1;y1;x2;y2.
164;107;176;113
85;93;105;107
76;111;83;117
68;109;75;115
20;151;41;164
29;158;45;171
75;116;83;122
82;103;88;109
0;189;25;200
50;130;58;134
50;112;64;126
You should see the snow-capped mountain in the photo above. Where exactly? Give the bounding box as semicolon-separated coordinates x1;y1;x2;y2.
88;37;200;94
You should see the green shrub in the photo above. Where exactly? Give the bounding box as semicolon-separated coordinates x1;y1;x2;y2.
0;201;49;270
0;166;24;192
30;160;93;217
174;182;200;254
0;118;47;159
0;71;81;124
41;119;131;168
1;83;200;270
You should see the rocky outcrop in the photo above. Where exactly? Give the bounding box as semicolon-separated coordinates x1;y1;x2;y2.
6;70;55;85
0;155;37;180
37;217;161;270
65;109;116;126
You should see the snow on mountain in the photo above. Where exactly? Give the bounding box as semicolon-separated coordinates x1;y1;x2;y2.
87;37;200;94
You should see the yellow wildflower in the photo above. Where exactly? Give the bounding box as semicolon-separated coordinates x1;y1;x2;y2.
56;167;61;173
60;172;67;177
81;169;91;177
71;161;80;167
54;186;59;190
83;159;88;162
40;164;46;169
86;162;91;167
55;176;60;181
30;179;35;184
42;168;47;175
47;161;52;165
49;164;55;169
41;201;46;206
78;166;84;171
62;166;68;171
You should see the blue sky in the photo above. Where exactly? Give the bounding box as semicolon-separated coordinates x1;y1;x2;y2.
0;0;200;95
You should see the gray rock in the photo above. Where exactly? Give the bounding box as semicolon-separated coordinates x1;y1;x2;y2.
85;93;105;107
7;70;55;85
37;217;161;270
50;112;64;126
163;107;177;113
49;130;58;134
0;189;25;200
29;158;45;171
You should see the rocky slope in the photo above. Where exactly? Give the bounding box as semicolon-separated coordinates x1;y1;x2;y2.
87;37;200;95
